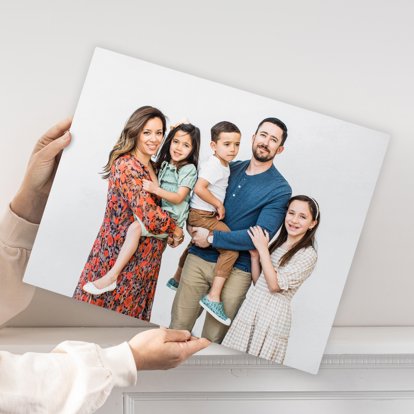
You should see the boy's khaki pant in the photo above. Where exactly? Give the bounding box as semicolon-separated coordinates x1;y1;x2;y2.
178;208;238;278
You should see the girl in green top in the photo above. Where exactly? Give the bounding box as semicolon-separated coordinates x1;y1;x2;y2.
83;123;201;295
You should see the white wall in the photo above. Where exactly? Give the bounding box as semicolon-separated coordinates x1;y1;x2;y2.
1;0;413;329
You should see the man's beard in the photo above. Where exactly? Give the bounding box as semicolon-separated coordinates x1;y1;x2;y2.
252;145;274;162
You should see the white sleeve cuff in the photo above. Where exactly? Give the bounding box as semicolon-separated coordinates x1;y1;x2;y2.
101;342;137;387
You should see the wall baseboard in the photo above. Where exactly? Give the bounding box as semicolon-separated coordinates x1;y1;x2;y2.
3;327;414;413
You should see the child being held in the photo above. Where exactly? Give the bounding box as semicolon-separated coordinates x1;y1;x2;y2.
167;121;241;326
83;123;201;295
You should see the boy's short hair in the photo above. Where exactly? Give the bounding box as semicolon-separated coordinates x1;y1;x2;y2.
211;121;241;143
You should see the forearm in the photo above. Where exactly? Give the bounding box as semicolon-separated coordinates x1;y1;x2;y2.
0;206;38;325
116;161;176;236
132;188;176;235
135;187;177;235
195;186;221;209
258;248;280;292
0;341;137;413
213;228;255;251
156;187;188;205
139;203;177;235
212;200;287;251
250;256;261;283
10;189;48;224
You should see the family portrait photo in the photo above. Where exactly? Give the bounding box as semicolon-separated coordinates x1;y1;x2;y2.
23;48;389;374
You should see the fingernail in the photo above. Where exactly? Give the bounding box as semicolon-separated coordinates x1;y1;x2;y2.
63;131;71;141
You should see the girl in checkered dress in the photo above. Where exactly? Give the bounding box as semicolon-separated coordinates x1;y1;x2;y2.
222;195;320;363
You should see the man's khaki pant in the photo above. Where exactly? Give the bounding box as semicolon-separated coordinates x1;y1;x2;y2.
170;253;252;343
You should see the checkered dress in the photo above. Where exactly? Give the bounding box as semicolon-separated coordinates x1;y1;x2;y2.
222;246;317;363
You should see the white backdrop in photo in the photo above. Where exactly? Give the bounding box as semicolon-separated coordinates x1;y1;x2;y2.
23;48;388;374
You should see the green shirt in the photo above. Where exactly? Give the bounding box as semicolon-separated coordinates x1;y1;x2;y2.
158;161;197;228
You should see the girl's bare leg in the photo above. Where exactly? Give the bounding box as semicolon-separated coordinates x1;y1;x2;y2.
93;221;142;289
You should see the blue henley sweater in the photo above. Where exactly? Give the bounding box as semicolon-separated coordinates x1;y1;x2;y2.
188;160;292;273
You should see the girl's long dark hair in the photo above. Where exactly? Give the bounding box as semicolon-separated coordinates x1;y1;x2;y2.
101;106;167;179
269;195;320;267
154;123;201;171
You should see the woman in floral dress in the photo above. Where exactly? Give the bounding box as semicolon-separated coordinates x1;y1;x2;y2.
73;106;183;320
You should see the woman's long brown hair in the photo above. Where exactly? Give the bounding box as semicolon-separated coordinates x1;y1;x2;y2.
101;106;167;179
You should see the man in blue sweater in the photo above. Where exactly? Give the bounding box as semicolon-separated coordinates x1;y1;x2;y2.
170;117;292;343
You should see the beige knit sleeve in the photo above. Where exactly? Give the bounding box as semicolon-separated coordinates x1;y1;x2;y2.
0;205;38;325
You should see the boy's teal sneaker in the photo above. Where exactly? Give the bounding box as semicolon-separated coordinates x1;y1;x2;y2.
199;295;231;326
166;278;179;291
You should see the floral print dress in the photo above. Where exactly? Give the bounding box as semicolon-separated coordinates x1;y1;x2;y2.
73;154;176;321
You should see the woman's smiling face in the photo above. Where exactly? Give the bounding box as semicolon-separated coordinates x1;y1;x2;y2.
136;117;164;157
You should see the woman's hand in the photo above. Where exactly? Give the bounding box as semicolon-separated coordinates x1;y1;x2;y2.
11;118;72;223
142;179;160;196
169;226;184;248
128;328;210;370
247;226;270;253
